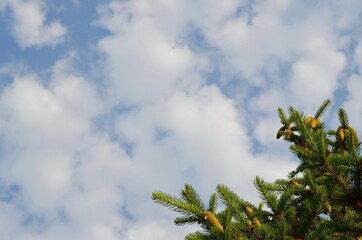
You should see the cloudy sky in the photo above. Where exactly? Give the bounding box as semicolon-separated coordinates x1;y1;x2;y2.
0;0;362;239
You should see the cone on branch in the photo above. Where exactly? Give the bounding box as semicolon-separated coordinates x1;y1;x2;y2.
324;201;332;214
245;206;254;215
253;217;261;229
285;129;292;140
305;116;322;129
290;179;300;187
203;211;224;232
336;125;359;145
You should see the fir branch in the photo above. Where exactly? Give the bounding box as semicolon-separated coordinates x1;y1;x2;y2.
314;99;331;118
254;177;278;214
304;169;317;191
295;193;325;238
344;129;360;157
152;191;204;216
324;162;353;195
271;178;295;191
216;184;249;221
326;153;352;177
290;144;314;162
219;209;233;237
316;129;329;160
185;231;209;240
350;164;362;199
289;108;318;150
181;184;206;210
338;108;349;128
277;107;288;125
343;130;362;199
327;130;336;136
276;190;294;215
174;216;201;226
216;184;265;240
208;193;218;213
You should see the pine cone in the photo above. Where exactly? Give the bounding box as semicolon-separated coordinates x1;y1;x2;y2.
310;118;317;128
349;127;359;145
324;201;332;214
305;116;313;124
336;126;345;143
284;129;292;140
245;206;254;215
203;211;224;232
253;217;261;228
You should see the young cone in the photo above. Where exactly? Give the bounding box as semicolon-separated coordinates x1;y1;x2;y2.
203;211;224;232
245;206;254;215
253;217;261;229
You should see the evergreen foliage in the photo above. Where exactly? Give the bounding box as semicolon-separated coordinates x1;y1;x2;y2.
152;100;362;239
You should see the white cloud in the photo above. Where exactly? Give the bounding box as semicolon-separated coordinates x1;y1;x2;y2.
0;202;22;239
115;86;297;215
0;76;88;148
97;16;201;104
0;58;130;239
289;35;346;107
355;40;362;72
0;0;6;10
2;0;67;48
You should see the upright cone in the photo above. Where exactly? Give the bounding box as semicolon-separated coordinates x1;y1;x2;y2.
203;211;224;232
253;217;261;228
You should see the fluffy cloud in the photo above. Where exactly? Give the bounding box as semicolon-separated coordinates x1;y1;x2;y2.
95;0;349;109
1;0;67;48
0;58;130;239
289;36;345;107
96;0;296;199
96;5;202;104
113;88;297;238
0;202;22;239
355;40;362;72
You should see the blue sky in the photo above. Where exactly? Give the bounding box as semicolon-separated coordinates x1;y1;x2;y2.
1;0;362;239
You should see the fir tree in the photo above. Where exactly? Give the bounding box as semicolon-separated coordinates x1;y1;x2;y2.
152;100;362;239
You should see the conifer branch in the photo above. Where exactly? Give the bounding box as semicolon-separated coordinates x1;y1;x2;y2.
181;184;206;210
314;99;331;118
185;231;209;240
254;177;278;214
289;108;318;150
207;193;218;213
324;163;352;195
216;184;249;221
151;191;204;216
277;107;288;125
216;185;265;239
338;108;349;128
174;216;200;226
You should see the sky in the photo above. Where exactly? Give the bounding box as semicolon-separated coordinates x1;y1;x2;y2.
0;0;362;239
